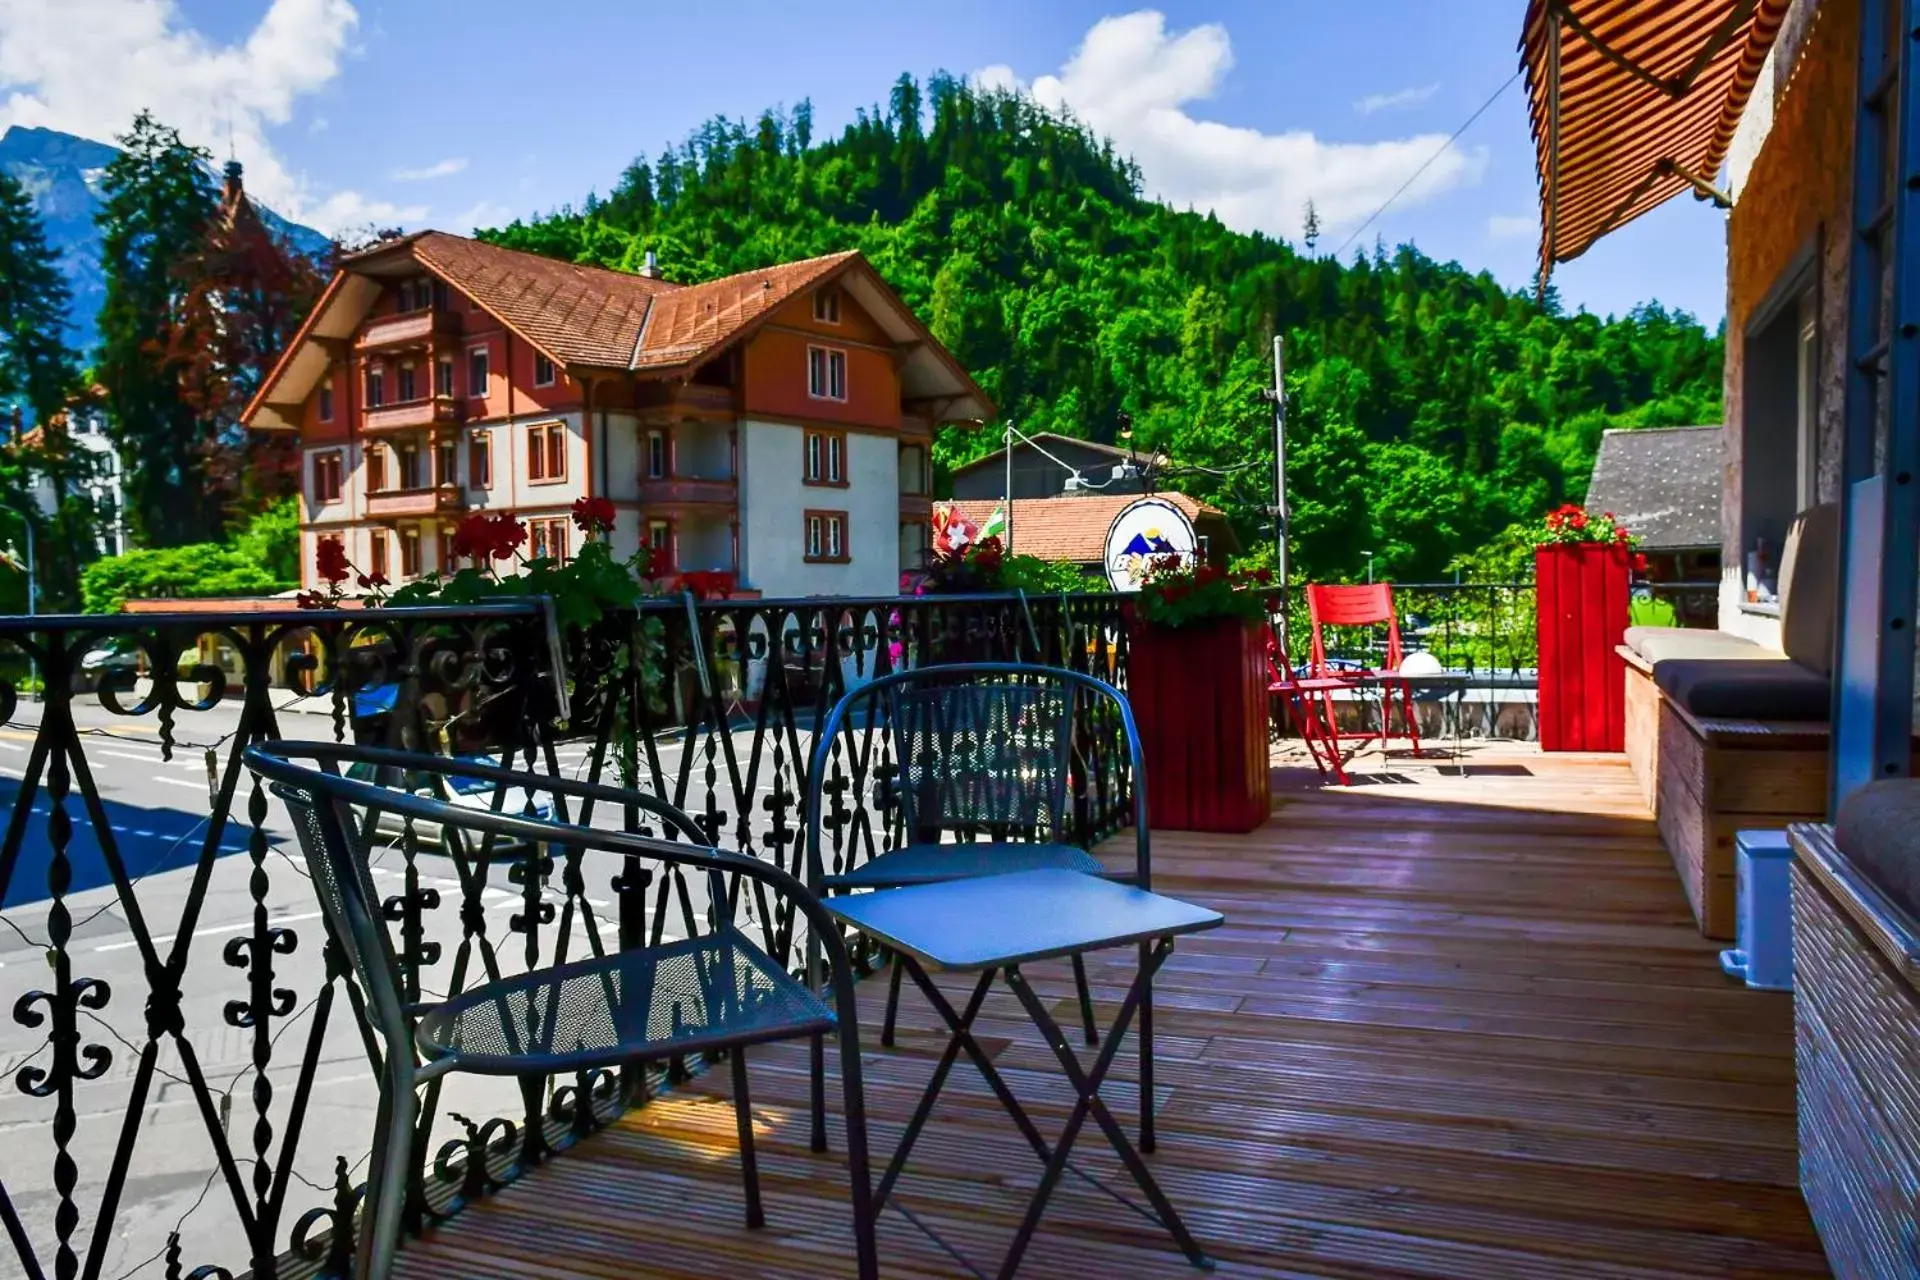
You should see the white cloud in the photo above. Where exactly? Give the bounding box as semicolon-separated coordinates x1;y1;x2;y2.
451;199;514;233
979;11;1485;242
969;64;1021;94
392;156;467;182
0;0;421;235
1487;212;1537;240
1355;83;1440;115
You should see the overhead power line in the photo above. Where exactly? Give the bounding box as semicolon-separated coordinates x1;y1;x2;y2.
1332;70;1522;258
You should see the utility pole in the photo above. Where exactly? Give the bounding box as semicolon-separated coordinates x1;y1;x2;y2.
1265;336;1289;649
1003;421;1014;554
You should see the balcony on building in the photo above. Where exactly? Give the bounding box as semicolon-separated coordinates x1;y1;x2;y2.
356;306;459;353
363;396;465;433
364;483;467;520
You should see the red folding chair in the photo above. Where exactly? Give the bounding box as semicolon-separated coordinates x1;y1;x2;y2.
1305;583;1422;765
1264;623;1362;785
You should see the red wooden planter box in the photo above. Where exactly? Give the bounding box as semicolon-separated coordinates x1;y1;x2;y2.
1536;543;1629;752
1127;617;1271;832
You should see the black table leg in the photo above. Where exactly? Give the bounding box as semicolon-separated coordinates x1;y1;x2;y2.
873;967;1005;1212
999;942;1212;1277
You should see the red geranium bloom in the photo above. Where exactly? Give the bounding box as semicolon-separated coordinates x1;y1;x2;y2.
571;495;616;535
357;572;389;590
315;538;351;585
450;512;528;561
295;590;328;610
1632;552;1649;572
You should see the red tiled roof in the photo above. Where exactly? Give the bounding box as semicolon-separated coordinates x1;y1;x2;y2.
634;251;859;368
946;493;1227;565
247;235;992;427
408;232;681;369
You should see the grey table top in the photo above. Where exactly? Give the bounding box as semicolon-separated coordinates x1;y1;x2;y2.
824;868;1224;972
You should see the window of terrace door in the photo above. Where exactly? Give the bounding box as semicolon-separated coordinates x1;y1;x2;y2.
1740;281;1818;614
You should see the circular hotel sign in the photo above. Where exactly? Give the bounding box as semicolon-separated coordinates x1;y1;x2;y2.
1103;497;1198;591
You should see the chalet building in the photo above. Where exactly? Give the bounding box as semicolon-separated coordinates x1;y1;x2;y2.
948;431;1165;501
241;234;990;597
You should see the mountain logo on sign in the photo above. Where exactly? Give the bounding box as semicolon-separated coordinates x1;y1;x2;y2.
1121;527;1177;558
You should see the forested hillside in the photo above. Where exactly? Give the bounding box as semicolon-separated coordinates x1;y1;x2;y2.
485;75;1722;581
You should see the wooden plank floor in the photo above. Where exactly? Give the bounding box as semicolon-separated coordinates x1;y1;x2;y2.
395;745;1828;1279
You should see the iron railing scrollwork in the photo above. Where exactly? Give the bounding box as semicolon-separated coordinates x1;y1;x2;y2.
0;590;1136;1279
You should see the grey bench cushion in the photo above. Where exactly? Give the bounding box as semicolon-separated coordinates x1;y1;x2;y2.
1625;626;1769;664
1652;658;1830;721
1837;779;1920;923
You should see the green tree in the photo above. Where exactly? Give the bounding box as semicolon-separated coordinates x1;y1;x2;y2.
94;112;219;547
0;173;95;608
480;74;1723;584
79;542;289;614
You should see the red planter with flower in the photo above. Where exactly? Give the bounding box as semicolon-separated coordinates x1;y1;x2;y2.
1535;505;1633;752
1126;561;1273;833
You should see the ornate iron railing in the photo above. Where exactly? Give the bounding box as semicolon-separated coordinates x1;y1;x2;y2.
0;591;1132;1280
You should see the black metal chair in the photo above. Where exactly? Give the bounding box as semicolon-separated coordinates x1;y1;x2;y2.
803;664;1159;1141
244;741;877;1280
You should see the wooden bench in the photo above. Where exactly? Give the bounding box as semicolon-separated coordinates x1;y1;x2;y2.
1789;821;1920;1276
1623;647;1830;938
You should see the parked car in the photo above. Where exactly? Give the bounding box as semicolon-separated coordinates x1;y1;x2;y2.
347;755;552;849
75;640;141;693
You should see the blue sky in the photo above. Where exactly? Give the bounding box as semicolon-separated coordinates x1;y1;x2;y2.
0;0;1727;324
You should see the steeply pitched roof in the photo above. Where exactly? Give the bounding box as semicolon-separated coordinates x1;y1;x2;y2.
409;232;679;369
1582;425;1723;551
633;251;858;368
946;492;1230;565
246;234;992;429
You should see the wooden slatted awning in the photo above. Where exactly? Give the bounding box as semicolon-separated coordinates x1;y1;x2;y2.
1520;0;1792;280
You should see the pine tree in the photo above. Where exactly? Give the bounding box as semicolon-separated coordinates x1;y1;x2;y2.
0;168;90;608
94;112;219;547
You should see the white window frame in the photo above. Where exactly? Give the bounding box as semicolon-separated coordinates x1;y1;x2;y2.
648;431;668;479
435;356;454;398
827;513;844;559
827;434;844;483
1796;306;1819;510
366;366;385;408
467;346;490;400
808;345;848;402
805;432;823;481
806;514;823;558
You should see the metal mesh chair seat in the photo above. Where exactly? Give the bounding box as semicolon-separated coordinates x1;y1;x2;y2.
417;931;834;1074
825;841;1107;891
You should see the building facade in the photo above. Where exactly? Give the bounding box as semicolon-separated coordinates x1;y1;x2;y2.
242;234;987;598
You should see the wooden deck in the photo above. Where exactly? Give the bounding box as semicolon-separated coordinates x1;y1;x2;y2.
394;746;1828;1279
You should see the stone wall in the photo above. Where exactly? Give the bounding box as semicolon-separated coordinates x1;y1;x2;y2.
1721;0;1856;639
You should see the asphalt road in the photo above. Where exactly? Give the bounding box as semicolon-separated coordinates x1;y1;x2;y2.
0;694;825;1280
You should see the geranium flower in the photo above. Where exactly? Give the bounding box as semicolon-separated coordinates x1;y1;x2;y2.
450;512;528;561
571;495;616;535
315;538;351;585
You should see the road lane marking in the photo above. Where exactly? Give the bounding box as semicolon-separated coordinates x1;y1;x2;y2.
0;740;22;752
152;776;209;791
92;908;329;953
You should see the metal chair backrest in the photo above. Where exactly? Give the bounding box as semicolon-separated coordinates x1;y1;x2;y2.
807;662;1150;890
1306;583;1407;675
886;669;1076;838
246;742;718;1057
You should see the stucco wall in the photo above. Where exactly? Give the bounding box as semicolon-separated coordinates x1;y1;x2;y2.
739;420;898;596
1720;0;1854;641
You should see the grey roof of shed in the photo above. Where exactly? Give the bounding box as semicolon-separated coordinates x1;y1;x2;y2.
1581;425;1722;551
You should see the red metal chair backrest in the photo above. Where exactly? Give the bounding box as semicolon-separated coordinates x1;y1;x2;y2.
1306;583;1407;676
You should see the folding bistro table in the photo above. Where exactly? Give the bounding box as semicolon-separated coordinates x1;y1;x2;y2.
825;867;1223;1278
